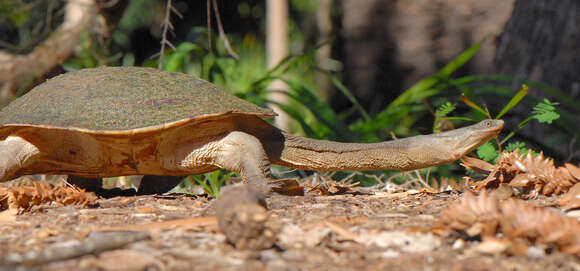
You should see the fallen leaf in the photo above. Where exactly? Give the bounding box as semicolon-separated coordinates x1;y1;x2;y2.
559;182;580;210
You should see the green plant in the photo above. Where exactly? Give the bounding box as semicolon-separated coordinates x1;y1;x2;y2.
459;84;560;163
189;171;236;198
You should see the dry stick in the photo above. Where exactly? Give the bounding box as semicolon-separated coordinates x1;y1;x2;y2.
157;0;176;70
0;0;96;96
211;0;239;60
1;231;150;266
207;0;212;52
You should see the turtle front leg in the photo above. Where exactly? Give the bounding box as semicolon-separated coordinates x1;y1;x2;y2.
0;136;41;182
180;131;273;193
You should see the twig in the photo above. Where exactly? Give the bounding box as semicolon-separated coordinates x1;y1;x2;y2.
158;0;176;70
413;169;432;189
211;0;239;60
206;0;212;52
0;0;96;96
1;231;149;266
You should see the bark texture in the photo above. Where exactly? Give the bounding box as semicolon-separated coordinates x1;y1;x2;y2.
340;0;514;112
493;0;580;98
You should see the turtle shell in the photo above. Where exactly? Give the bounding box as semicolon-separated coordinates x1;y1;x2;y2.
0;67;275;132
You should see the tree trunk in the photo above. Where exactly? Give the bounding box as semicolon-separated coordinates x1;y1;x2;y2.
339;0;513;115
315;0;334;101
493;0;580;162
493;0;580;97
266;0;291;132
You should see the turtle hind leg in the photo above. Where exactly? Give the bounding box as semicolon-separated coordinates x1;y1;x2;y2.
136;175;185;195
0;136;41;182
178;131;274;194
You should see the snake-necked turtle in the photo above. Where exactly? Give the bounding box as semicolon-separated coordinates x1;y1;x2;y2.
0;66;503;194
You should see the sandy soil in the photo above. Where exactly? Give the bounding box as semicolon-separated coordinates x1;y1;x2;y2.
1;186;579;271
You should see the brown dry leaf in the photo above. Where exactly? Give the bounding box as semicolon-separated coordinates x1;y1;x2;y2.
437;190;500;237
423;177;469;194
559;182;580;210
463;150;580;198
0;181;98;212
461;156;495;173
565;163;580;180
302;174;358;196
436;190;580;256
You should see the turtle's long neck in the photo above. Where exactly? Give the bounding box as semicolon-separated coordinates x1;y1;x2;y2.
271;132;456;171
238;116;503;172
267;122;502;172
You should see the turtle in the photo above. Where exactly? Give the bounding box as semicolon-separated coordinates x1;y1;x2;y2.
0;66;503;195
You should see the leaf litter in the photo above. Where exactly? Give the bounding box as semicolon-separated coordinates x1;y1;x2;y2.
0;149;579;269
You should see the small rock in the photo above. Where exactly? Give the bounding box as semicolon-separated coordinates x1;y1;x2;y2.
278;224;331;248
452;239;465;250
526;246;546;259
361;231;441;253
215;184;279;250
470;239;509;255
380;249;400;258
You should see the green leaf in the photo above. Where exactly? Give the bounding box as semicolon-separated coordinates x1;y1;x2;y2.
267;100;319;138
533;99;560;124
193;175;214;196
504;141;527;153
314;68;370;121
500;116;535;145
476;141;499;162
461;93;488;116
165;42;202;72
278;79;357;140
496;84;528;119
435;102;456;117
439;38;486;79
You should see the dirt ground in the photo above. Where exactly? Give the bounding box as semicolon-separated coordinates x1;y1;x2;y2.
1;183;579;271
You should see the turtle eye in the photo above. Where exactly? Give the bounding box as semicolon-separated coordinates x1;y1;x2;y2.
482;120;493;128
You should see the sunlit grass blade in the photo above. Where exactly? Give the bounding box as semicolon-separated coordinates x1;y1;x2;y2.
273;78;356;140
461;93;489;117
267;100;319;138
450;74;580;110
314;67;371;121
500;116;535;144
496;84;528;119
439;37;486;78
357;40;485;133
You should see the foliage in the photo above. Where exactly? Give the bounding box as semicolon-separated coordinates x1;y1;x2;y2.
0;0;64;53
463;84;561;163
533;99;560;124
188;171;236;198
476;142;499;163
49;2;573;191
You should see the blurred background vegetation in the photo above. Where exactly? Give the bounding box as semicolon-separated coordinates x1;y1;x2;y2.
0;0;578;189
